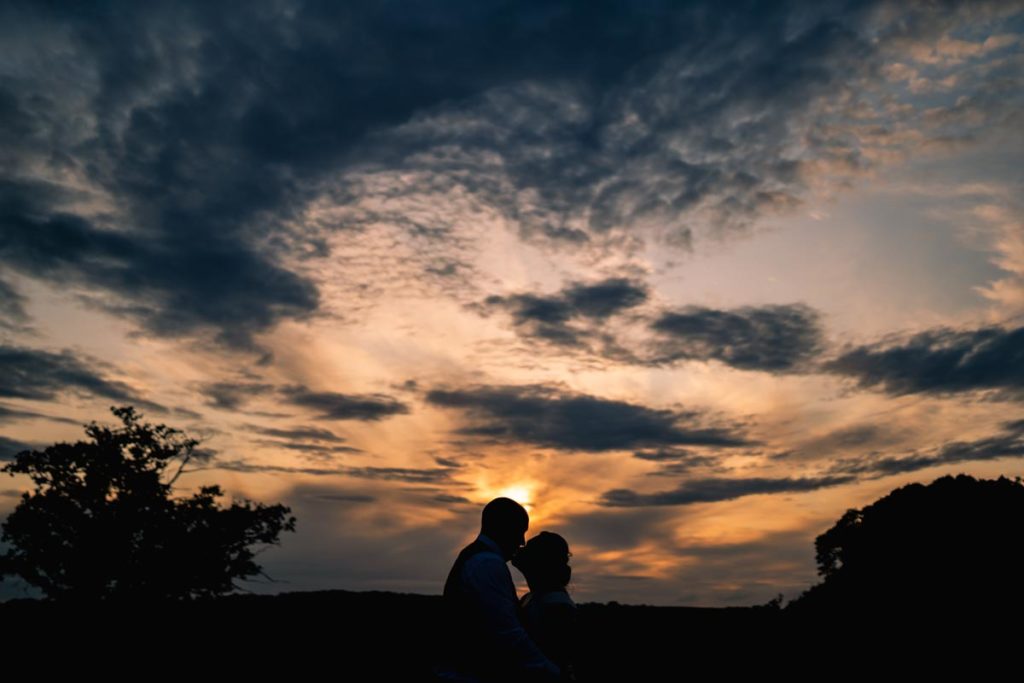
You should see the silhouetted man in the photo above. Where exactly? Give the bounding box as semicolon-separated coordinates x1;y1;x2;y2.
437;497;561;682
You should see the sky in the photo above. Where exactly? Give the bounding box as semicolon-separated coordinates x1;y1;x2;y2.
1;0;1023;607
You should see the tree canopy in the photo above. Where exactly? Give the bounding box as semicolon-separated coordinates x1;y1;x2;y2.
0;405;297;602
786;473;1024;616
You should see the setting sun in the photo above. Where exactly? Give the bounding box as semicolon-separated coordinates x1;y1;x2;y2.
493;485;533;510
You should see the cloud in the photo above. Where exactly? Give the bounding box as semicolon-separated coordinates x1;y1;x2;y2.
204;458;457;484
280;385;410;421
631;447;727;477
0;180;319;352
822;324;1024;398
479;280;828;374
480;276;649;349
827;419;1024;478
309;492;377;504
560;278;651;318
426;383;750;452
648;303;825;373
199;381;277;410
771;423;910;464
0;435;34;460
434;494;472;505
0;343;161;409
343;466;455;484
0;403;81;425
0;275;29;330
555;507;678;552
245;424;348;443
971;203;1024;317
599;474;857;507
239;421;364;458
433;456;466;469
1;1;1014;353
198;382;409;422
252;441;362;459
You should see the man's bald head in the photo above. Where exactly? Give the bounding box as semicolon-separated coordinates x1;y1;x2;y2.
481;497;529;561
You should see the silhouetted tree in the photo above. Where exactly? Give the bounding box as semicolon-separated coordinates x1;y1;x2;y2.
786;473;1024;617
0;406;297;602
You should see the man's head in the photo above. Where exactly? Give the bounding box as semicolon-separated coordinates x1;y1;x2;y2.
481;497;529;561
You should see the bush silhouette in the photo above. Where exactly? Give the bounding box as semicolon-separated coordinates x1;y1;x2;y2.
786;473;1024;616
0;405;297;602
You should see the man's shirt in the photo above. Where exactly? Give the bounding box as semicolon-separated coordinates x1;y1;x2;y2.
448;533;560;679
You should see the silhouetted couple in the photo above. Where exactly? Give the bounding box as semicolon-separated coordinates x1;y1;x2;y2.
436;497;577;683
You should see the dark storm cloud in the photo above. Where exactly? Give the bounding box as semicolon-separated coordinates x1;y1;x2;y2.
0;435;35;460
0;343;161;409
0;1;703;348
481;277;649;349
343;4;880;245
649;303;826;372
826;419;1024;478
822;324;1024;398
280;385;410;421
426;383;750;452
1;0;1005;351
0;181;319;352
599;474;856;507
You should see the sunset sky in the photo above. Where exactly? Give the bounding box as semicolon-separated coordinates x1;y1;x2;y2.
1;0;1022;606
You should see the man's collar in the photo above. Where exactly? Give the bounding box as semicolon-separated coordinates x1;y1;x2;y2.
476;533;503;555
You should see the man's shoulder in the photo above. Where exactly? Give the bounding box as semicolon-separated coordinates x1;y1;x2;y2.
463;547;507;573
460;548;512;593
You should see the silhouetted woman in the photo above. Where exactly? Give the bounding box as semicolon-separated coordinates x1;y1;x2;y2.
511;532;577;681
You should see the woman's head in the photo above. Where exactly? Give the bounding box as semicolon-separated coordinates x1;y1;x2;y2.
512;531;572;592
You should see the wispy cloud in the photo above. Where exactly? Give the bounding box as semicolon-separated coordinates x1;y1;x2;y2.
827;419;1024;478
279;385;410;421
426;383;750;452
599;474;857;507
0;344;162;409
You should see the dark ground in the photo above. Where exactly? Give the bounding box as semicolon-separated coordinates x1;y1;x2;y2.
1;588;1016;678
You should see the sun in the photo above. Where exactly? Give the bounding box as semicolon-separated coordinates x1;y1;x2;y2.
494;484;533;510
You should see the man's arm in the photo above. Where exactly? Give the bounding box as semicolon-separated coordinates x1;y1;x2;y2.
463;554;561;678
